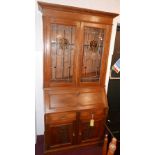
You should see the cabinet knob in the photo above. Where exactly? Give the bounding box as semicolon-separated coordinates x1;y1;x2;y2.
79;132;82;136
73;133;75;136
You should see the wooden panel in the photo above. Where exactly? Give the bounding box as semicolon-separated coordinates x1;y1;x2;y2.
45;123;75;150
100;25;113;86
45;112;76;124
44;141;105;154
43;16;51;88
44;90;108;113
78;119;105;144
38;2;118;18
49;92;105;108
49;93;77;109
38;2;119;25
78;92;105;106
44;10;113;25
80;109;104;120
44;86;105;93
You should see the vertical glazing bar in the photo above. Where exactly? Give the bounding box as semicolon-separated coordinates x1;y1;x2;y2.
92;59;93;75
68;27;72;80
55;24;57;79
94;60;97;76
62;29;66;79
71;27;72;44
97;45;101;79
84;66;87;77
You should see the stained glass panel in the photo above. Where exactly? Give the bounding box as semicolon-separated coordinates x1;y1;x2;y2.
50;24;75;82
81;27;104;82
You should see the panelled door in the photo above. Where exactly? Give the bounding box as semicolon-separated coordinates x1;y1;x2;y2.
45;112;77;150
78;109;105;144
43;17;80;87
45;122;76;149
78;120;105;144
78;22;112;87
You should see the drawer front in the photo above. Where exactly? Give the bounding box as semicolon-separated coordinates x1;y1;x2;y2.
45;112;76;124
80;109;105;120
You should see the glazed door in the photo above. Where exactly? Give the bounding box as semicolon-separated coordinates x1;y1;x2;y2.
43;17;80;87
78;22;112;87
45;122;76;150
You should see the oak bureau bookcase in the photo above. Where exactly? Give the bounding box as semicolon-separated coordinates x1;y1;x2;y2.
38;2;118;155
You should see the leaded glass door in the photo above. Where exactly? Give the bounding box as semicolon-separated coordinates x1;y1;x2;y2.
44;18;80;87
79;22;109;86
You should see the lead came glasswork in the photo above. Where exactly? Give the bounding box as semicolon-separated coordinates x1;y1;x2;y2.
51;24;75;82
81;27;104;82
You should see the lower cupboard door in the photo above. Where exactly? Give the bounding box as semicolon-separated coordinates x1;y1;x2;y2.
45;123;75;149
79;120;104;144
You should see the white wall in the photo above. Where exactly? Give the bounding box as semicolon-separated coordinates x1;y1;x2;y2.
35;0;120;135
35;2;44;135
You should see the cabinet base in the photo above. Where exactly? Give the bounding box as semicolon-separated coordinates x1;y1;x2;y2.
44;141;103;155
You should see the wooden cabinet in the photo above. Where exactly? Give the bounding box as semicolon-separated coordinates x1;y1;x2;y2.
38;2;118;154
45;110;105;150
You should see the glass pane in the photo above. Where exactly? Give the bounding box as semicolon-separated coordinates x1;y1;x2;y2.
50;24;75;82
81;27;104;82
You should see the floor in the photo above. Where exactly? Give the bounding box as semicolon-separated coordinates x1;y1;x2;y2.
35;135;120;155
